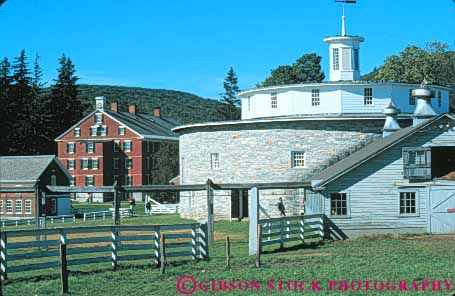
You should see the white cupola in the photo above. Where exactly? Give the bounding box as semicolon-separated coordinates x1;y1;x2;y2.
323;14;364;82
95;96;106;110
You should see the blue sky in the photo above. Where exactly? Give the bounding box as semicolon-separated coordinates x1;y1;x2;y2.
2;0;454;99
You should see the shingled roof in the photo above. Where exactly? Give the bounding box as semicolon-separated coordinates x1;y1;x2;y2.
0;155;67;183
310;114;455;188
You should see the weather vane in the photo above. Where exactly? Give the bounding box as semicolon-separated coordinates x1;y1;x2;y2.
335;0;357;36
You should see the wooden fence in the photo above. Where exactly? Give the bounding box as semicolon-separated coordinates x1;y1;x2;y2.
1;215;76;228
0;222;208;280
258;214;324;252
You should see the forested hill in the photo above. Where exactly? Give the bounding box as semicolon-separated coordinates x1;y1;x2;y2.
77;84;227;124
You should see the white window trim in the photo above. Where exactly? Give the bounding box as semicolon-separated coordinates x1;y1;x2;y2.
82;158;89;170
68;159;75;170
0;200;3;214
87;141;95;153
6;200;13;214
211;153;220;170
95;113;103;124
91;158;99;170
291;151;306;168
119;126;126;136
271;93;278;109
25;199;32;214
15;199;23;214
74;128;81;137
398;190;420;217
329;192;351;218
68;142;75;154
124;140;132;152
311;89;320;107
86;175;94;187
363;88;374;106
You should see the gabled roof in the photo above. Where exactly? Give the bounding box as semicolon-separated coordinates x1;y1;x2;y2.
0;155;71;183
55;109;180;141
310;114;455;189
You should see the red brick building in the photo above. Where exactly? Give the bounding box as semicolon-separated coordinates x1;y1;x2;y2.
0;155;72;218
55;96;179;201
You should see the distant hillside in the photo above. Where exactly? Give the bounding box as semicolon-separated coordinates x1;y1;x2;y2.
77;84;227;124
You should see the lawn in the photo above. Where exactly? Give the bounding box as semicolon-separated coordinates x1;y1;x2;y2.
2;216;455;296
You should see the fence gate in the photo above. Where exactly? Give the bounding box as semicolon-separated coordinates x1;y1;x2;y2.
429;186;455;233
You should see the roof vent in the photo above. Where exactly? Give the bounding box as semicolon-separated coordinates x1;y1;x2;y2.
412;79;436;127
382;101;401;137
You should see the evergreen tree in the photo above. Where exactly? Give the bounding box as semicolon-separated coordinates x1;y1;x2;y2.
49;54;83;140
218;67;241;120
9;50;33;154
0;58;12;155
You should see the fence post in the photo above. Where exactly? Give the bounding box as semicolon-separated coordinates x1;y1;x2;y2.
199;222;209;260
255;224;262;268
279;218;284;249
60;243;69;295
154;230;160;267
0;233;6;281
300;216;305;244
319;214;324;242
226;236;231;269
84;213;87;222
206;179;214;244
286;220;290;239
111;228;118;271
191;225;197;261
160;234;166;275
268;222;271;241
113;182;120;226
248;187;259;256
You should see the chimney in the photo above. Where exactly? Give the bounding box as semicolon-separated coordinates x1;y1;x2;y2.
95;96;106;110
382;101;401;137
153;107;161;118
412;79;436;127
128;103;137;114
110;101;118;112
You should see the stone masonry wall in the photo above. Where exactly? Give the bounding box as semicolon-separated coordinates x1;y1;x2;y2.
179;119;385;220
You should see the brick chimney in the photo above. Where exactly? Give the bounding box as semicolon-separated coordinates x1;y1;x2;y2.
128;103;137;114
110;101;118;112
153;107;161;118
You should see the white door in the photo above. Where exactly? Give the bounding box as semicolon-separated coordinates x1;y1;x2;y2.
429;187;455;233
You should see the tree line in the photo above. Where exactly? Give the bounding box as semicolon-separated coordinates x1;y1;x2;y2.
0;50;83;155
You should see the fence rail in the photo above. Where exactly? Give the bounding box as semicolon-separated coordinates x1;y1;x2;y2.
1;215;76;228
258;214;324;252
0;222;208;279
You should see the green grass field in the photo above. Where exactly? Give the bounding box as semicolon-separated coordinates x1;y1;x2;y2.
2;215;455;296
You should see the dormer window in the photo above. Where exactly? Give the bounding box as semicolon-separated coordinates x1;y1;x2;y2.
74;128;81;137
271;93;277;109
333;48;339;70
95;113;103;124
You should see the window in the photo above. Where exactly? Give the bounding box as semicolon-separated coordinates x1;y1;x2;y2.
101;126;108;136
271;93;277;109
438;91;442;108
125;175;133;186
51;174;57;186
15;200;22;214
119;126;126;136
74;128;81;137
67;159;75;170
86;141;95;153
291;151;305;168
67;142;75;154
409;89;416;106
364;88;373;105
90;127;97;136
92;158;99;170
330;193;348;217
403;147;431;180
113;140;120;152
85;175;94;186
25;200;32;214
0;200;3;214
81;158;89;170
333;48;339;70
400;192;417;215
353;48;359;70
95;113;103;124
311;89;320;106
113;158;120;170
124;140;132;152
6;200;12;214
211;153;220;169
125;158;133;169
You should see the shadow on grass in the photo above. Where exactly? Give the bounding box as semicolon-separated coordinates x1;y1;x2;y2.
261;241;324;255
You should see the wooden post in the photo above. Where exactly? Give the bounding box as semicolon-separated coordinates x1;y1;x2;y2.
255;224;262;268
113;182;120;226
160;234;166;274
60;244;69;295
248;187;259;256
206;179;214;243
239;189;244;221
111;229;118;271
279;218;284;249
226;236;231;269
0;233;7;281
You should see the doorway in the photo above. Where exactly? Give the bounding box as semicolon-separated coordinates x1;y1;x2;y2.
231;189;249;220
